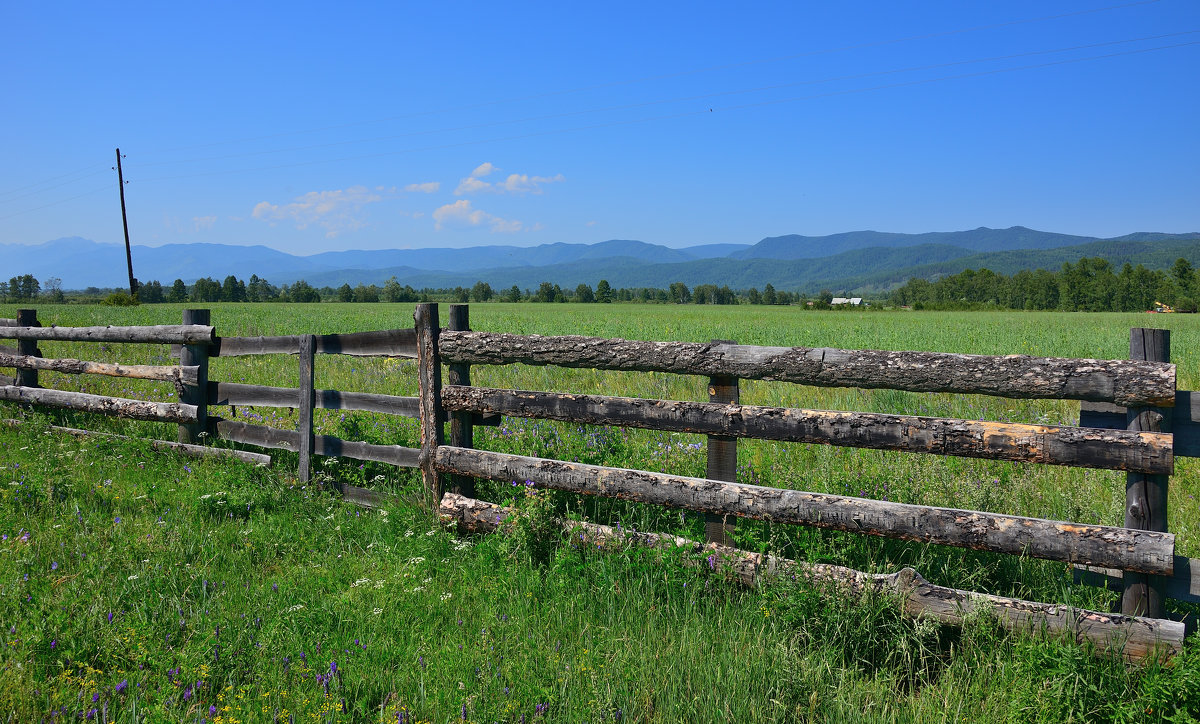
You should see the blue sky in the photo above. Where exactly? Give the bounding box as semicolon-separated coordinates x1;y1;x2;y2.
2;0;1197;255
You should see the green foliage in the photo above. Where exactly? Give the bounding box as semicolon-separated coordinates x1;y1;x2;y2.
101;291;139;306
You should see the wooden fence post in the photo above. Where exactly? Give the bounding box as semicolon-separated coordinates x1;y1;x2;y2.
415;303;444;505
298;334;316;483
1122;327;1171;618
447;304;474;497
177;309;210;443
15;310;40;388
705;339;738;545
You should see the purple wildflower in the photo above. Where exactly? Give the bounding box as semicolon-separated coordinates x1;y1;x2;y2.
51;561;58;571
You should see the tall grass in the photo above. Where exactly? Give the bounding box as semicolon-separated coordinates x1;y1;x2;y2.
2;302;1199;721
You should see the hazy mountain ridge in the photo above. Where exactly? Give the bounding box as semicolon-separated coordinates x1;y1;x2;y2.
4;227;1198;293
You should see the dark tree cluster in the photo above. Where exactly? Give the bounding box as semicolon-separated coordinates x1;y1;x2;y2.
888;257;1199;312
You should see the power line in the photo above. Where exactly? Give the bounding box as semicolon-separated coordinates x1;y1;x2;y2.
133;37;1200;184
138;0;1165;158
132;30;1200;172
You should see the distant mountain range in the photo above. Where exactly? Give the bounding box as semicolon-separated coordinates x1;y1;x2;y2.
5;227;1199;294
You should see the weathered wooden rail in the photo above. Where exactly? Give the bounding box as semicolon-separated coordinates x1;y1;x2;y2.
2;304;1195;660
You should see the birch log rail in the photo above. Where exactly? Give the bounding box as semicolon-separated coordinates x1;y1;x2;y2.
0;385;197;423
441;386;1173;474
437;332;1176;407
439;493;1184;661
0;351;198;389
434;446;1176;575
0;324;214;345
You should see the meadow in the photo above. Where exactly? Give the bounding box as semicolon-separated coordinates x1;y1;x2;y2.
2;302;1199;722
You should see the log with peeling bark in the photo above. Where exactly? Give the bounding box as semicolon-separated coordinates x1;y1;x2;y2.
437;331;1175;407
433;446;1175;575
0;385;198;423
438;493;1182;661
0;324;214;345
0;418;270;466
0;351;197;391
441;386;1173;475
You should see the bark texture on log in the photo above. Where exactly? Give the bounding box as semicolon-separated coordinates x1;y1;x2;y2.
415;304;444;503
438;331;1175;407
206;381;420;418
1;418;270;466
212;329;418;358
0;324;214;344
439;493;1182;661
0;351;197;389
211;418;420;468
441;386;1173;474
434;447;1175;574
0;385;197;423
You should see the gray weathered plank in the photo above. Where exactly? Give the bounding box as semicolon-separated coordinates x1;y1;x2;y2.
15;310;38;388
1074;556;1200;604
1083;391;1200;458
0;319;18;327
207;381;419;417
0;374;12;386
211;418;419;467
440;493;1184;662
212;328;418;358
342;483;394;509
438;331;1175;407
0;385;197;423
0;324;214;344
440;386;1173;474
434;446;1175;575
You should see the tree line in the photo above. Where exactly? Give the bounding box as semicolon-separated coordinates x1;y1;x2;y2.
888;257;1200;312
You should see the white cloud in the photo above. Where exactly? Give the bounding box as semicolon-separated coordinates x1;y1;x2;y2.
432;200;522;233
499;173;564;194
453;177;491;195
252;185;382;238
192;215;217;231
471;162;498;178
404;182;440;193
454;167;565;196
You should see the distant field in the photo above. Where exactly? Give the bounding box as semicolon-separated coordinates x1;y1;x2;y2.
2;302;1199;721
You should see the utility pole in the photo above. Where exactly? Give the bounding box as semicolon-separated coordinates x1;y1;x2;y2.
115;148;137;298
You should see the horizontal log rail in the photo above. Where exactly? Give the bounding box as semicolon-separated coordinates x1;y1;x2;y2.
1;418;270;466
0;319;18;327
0;374;11;386
1074;556;1200;605
438;331;1175;407
0;385;197;423
208;381;419;418
210;328;418;358
434;446;1175;575
0;324;214;344
442;386;1173;474
0;351;198;388
1083;391;1200;458
440;493;1183;661
211;418;420;468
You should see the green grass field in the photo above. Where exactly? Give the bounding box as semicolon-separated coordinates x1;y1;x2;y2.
2;302;1200;722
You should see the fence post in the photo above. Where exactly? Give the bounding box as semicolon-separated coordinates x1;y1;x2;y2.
415;303;444;506
705;339;738;545
177;309;210;443
15;310;39;388
447;304;474;497
1122;327;1171;618
298;334;316;483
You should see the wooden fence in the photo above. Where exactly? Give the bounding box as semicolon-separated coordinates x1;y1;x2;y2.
1;305;1197;660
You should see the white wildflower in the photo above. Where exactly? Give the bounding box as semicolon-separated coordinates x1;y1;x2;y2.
440;592;452;601
372;608;383;616
351;578;370;588
127;575;138;580
288;604;305;612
